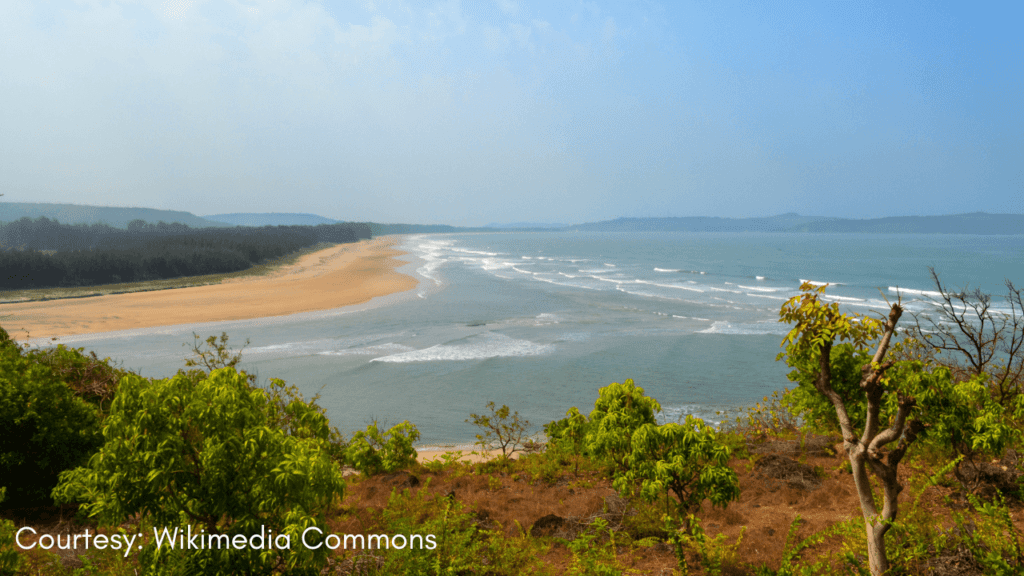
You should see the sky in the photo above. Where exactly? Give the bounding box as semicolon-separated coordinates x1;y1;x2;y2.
1;1;1021;226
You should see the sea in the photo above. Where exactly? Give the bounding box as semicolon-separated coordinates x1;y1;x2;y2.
41;231;1024;447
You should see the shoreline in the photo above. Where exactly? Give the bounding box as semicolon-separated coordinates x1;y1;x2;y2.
0;237;418;341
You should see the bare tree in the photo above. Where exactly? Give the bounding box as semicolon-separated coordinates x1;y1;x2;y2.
912;267;1024;407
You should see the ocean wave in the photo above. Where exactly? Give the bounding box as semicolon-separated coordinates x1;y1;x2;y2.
737;284;784;292
747;293;786;300
889;287;943;298
821;295;865;303
756;276;765;280
634;280;703;292
615;286;686;301
450;247;500;256
654;268;681;272
697;321;788;335
319;343;415;356
371;333;553;363
800;278;842;287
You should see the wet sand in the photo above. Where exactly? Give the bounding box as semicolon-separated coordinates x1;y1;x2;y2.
0;237;417;340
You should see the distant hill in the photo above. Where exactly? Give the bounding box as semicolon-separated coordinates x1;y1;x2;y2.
569;213;824;232
569;213;1023;234
203;213;340;226
484;222;569;229
0;202;223;228
790;213;1024;234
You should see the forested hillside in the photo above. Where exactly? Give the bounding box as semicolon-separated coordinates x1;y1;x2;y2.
0;217;371;290
0;202;223;228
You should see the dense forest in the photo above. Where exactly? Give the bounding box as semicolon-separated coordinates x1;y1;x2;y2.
0;217;371;290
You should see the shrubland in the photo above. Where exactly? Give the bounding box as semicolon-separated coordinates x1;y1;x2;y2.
2;273;1024;574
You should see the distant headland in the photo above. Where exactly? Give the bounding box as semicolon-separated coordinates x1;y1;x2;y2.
1;202;1022;235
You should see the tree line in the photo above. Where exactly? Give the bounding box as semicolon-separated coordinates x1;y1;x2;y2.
0;217;371;290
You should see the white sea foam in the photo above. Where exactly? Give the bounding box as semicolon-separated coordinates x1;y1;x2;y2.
319;343;415;356
634;280;704;292
821;295;865;303
604;263;616;267
654;268;681;272
697;321;788;335
747;293;786;300
615;286;689;301
799;278;841;287
889;287;943;298
737;285;783;292
412;237;452;286
371;333;553;363
450;247;499;256
756;276;765;280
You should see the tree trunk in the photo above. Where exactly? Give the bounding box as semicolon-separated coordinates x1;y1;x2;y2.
866;521;889;575
849;450;890;575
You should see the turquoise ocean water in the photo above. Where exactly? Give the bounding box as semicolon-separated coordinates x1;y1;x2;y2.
43;232;1024;446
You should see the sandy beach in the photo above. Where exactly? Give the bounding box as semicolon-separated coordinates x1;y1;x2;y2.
0;237;417;341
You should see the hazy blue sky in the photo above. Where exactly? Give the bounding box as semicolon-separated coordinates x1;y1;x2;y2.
1;1;1021;225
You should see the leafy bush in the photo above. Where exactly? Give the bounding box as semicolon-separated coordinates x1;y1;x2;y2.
0;337;102;508
545;406;590;477
618;416;739;532
0;488;24;575
345;420;420;476
25;344;126;412
780;342;870;435
586;379;661;472
566;517;622;576
55;367;345;575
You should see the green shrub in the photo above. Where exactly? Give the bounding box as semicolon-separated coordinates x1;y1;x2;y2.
618;416;739;530
586;379;661;472
566;517;622;576
55;367;345;575
25;344;126;412
0;339;102;508
545;406;589;477
345;420;420;476
0;488;24;575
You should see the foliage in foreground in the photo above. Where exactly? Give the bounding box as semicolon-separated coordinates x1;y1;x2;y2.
0;331;103;508
54;367;346;575
778;282;1018;576
346;420;421;477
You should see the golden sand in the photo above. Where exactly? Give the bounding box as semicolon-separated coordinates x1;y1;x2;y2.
0;237;417;340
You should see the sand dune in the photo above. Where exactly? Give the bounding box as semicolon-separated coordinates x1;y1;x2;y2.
0;237;417;340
